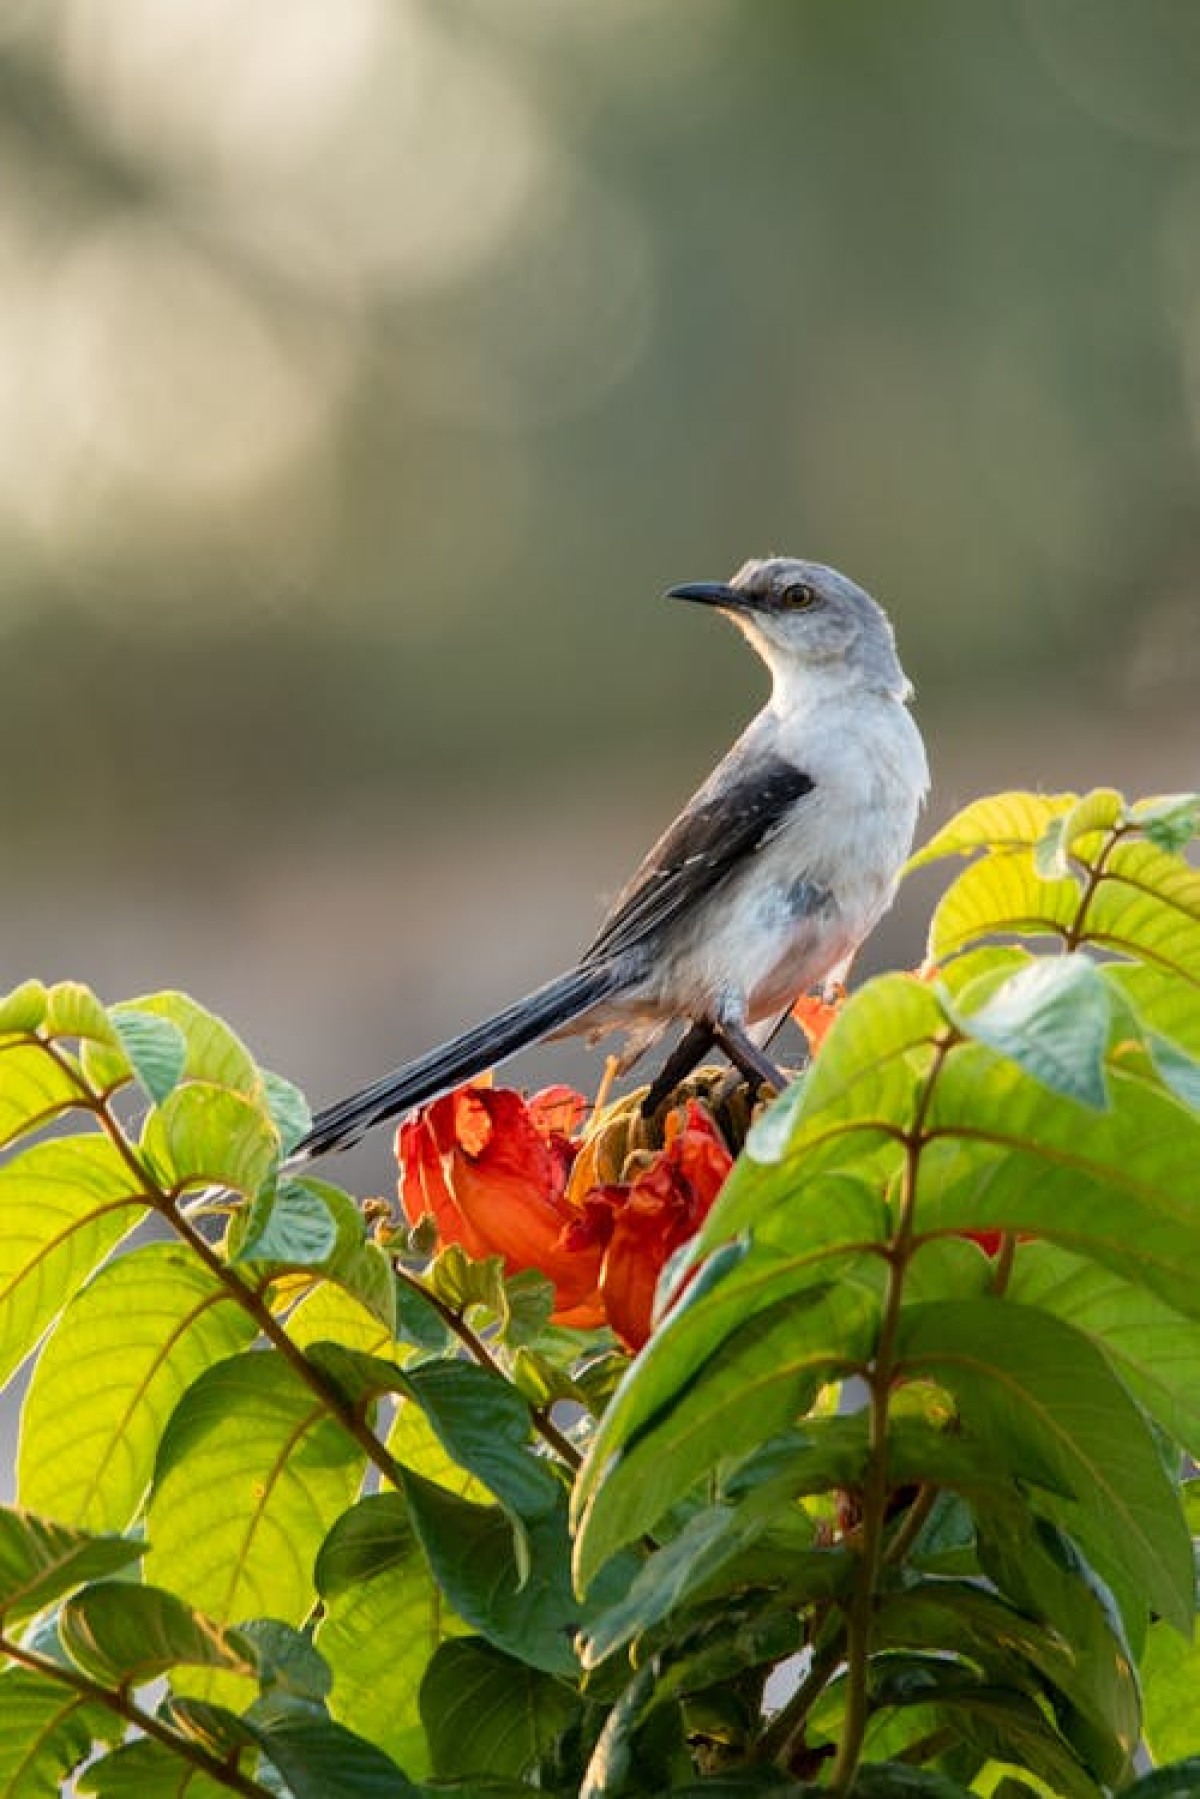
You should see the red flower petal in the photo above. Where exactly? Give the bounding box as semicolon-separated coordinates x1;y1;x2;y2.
397;1084;602;1312
596;1102;734;1350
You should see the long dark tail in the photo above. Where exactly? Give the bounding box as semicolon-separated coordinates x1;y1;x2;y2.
295;961;623;1159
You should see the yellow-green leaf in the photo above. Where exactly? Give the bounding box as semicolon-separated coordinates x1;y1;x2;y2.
19;1245;256;1530
146;1352;366;1637
142;1084;278;1197
908;792;1075;871
0;1137;149;1387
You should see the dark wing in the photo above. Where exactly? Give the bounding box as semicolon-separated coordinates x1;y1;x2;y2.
583;756;815;965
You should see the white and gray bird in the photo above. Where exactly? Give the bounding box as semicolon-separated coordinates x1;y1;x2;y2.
299;557;928;1157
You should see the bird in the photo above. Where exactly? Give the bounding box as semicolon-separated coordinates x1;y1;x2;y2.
297;556;928;1159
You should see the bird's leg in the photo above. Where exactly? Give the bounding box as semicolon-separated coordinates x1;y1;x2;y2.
712;1020;785;1094
640;1020;718;1115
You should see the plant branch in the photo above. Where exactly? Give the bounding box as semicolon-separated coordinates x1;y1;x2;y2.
754;1628;847;1765
39;1041;411;1493
394;1263;582;1470
0;1630;273;1797
159;1198;410;1487
1062;822;1130;952
826;1033;954;1793
881;1482;938;1567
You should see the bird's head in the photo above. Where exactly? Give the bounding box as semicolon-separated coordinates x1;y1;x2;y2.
667;557;910;699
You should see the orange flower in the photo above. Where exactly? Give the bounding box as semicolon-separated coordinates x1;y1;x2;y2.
791;989;843;1054
567;1101;734;1350
397;1084;735;1349
397;1084;603;1319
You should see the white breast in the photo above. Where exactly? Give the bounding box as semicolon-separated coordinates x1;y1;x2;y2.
667;692;927;1024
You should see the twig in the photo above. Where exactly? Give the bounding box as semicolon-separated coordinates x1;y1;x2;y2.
0;1630;273;1797
393;1263;582;1470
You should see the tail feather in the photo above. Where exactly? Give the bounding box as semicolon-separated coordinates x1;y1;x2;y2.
295;961;623;1159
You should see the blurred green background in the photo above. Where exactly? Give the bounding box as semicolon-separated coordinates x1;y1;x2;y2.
2;0;1200;1139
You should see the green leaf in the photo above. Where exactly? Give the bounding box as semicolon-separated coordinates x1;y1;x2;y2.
895;1299;1193;1634
392;1273;454;1353
1124;1763;1200;1798
0;1042;84;1150
267;1180;396;1326
1109;960;1200;1063
908;791;1075;870
580;1660;688;1798
573;991;910;1569
40;983;120;1046
78;1739;233;1797
903;1234;992;1304
285;1282;394;1356
734;974;944;1204
929;845;1083;963
1127;791;1200;854
1073;837;1200;978
0;1509;141;1626
1008;1242;1200;1458
916;1052;1200;1320
398;1360;560;1521
950;955;1113;1110
1032;788;1124;879
238;1178;396;1330
400;1470;577;1676
928;824;1200;999
237;1180;340;1266
0;1668;121;1797
117;993;261;1096
875;1579;1136;1783
261;1070;312;1156
315;1494;465;1780
156;1692;418;1796
301;1341;406;1407
142;1084;279;1197
18;1244;256;1530
0;980;48;1036
975;1509;1137;1764
576;1457;824;1670
401;1468;636;1678
654;1777;820;1797
0;1136;149;1388
420;1637;577;1778
244;1693;420;1797
158;1696;257;1758
387;1389;494;1507
426;1245;555;1345
146;1352;366;1638
110;1010;187;1105
906;1490;979;1575
849;1774;978;1799
1141;1619;1200;1765
1145;1029;1200;1112
573;1270;879;1592
59;1583;256;1686
667;1603;802;1712
862;1658;1100;1799
236;1619;331;1702
579;1504;769;1668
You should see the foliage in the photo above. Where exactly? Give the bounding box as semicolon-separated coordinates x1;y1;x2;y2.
2;788;1200;1795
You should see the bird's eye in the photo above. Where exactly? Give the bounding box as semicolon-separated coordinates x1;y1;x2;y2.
781;581;819;610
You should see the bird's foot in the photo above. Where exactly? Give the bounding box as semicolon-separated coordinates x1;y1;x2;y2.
712;1020;785;1095
640;1022;718;1115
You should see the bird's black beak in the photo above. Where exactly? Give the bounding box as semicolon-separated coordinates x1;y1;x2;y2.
666;581;744;611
